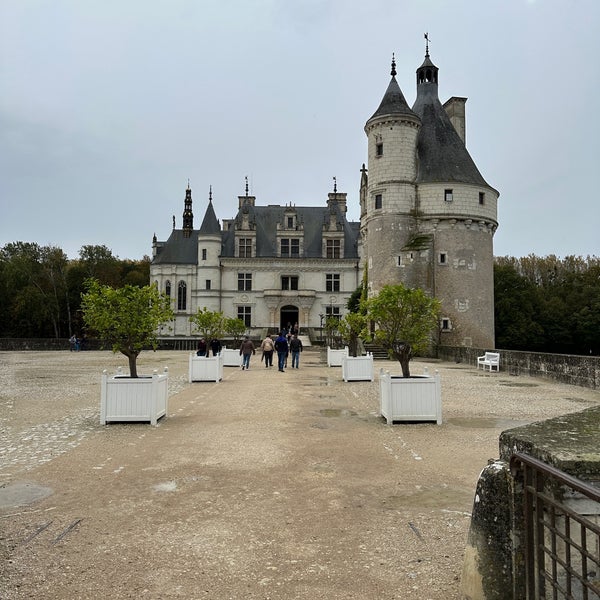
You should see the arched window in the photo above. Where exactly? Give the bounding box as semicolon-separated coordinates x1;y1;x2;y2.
165;280;171;297
177;281;187;310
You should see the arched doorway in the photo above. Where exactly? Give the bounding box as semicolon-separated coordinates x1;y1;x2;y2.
280;305;298;333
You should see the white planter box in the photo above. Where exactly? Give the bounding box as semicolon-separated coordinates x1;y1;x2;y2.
379;368;442;425
221;348;242;367
100;367;169;426
189;353;224;382
327;346;349;367
341;353;374;382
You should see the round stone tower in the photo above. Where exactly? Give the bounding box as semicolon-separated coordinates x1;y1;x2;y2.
362;45;499;348
361;55;422;294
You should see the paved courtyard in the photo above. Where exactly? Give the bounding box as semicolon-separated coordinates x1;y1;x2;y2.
1;349;598;599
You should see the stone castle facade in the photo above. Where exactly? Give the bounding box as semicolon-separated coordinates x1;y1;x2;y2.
150;44;498;347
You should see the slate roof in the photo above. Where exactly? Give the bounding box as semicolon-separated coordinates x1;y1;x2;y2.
198;200;220;234
153;202;360;266
152;229;199;265
367;76;419;124
221;204;359;259
411;55;490;187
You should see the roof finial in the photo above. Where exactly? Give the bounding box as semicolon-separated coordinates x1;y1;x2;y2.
391;53;396;77
245;175;249;197
333;176;337;193
209;185;212;203
424;32;430;57
187;178;190;190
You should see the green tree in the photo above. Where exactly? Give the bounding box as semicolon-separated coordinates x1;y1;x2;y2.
189;308;225;341
337;312;369;357
78;244;120;286
366;284;440;377
223;317;247;345
81;280;174;377
324;315;342;349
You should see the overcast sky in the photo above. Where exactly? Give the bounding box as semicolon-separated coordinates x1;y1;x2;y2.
2;0;599;261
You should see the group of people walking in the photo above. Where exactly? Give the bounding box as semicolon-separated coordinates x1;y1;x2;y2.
239;331;303;372
196;337;222;357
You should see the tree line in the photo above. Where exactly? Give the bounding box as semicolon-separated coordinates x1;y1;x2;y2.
494;255;600;356
1;242;598;356
0;242;150;339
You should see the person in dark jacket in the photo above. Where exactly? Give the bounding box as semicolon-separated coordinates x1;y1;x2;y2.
196;338;207;357
239;336;255;370
274;331;289;372
289;334;303;368
210;338;222;357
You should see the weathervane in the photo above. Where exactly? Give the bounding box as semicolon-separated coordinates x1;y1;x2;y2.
333;176;337;193
424;32;430;57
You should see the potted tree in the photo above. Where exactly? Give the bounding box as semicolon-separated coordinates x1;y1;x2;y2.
325;316;348;367
221;317;247;366
338;312;373;382
366;284;442;424
188;308;225;381
81;280;174;425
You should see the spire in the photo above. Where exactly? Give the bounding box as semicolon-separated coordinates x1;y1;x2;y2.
245;176;249;197
366;54;419;125
416;33;439;88
199;186;221;235
182;182;194;237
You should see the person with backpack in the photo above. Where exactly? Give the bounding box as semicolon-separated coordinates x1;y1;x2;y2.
274;331;289;372
289;334;303;369
260;334;275;368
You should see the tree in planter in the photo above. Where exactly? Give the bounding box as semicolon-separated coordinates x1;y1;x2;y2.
81;280;174;378
189;308;225;342
324;316;342;349
366;284;440;378
223;317;247;346
338;312;369;357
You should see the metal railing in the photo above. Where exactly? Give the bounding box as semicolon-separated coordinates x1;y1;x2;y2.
511;452;600;599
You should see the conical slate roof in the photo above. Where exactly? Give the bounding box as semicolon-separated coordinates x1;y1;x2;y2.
198;199;221;235
367;57;419;124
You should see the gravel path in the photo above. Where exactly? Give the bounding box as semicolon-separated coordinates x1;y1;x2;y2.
0;349;598;599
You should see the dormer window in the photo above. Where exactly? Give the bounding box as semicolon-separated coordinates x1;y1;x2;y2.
281;238;300;257
238;238;252;258
326;239;341;259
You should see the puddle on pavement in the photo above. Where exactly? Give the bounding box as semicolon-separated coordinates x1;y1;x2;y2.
383;487;472;510
498;381;539;388
302;377;335;387
319;408;357;418
447;417;529;429
0;481;53;508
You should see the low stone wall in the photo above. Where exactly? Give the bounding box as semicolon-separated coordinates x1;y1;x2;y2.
0;338;102;351
461;406;600;599
439;345;600;390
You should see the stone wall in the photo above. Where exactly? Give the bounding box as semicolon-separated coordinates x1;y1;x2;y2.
439;345;600;390
0;338;105;351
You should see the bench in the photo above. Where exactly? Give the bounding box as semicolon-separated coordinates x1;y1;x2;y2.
477;352;500;372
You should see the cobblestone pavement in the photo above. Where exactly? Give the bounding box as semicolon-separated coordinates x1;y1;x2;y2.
0;349;598;599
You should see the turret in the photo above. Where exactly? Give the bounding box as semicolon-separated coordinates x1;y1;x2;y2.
362;55;422;295
182;182;194;238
